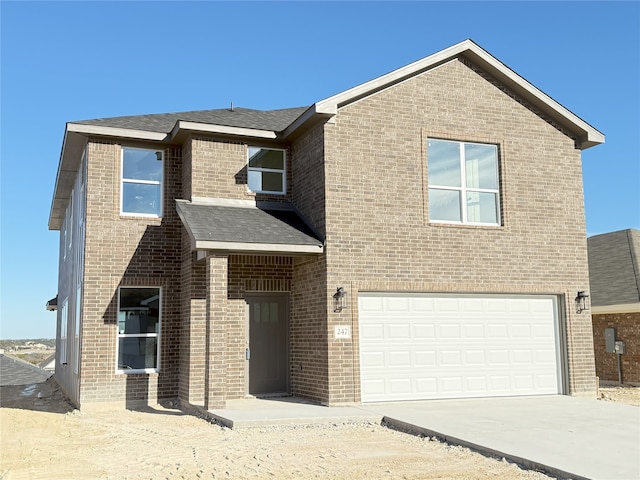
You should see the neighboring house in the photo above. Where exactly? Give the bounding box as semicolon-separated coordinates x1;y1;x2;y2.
39;353;56;373
48;40;604;411
588;229;640;384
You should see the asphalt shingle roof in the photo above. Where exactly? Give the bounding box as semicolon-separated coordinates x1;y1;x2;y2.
0;353;52;386
587;229;640;307
73;106;309;134
176;201;323;248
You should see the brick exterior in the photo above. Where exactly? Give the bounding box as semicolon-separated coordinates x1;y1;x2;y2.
79;141;182;409
321;58;595;401
592;312;640;384
54;51;598;410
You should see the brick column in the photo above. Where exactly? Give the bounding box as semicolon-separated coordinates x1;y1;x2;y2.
205;254;228;409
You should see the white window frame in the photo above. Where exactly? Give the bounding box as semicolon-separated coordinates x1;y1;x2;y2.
115;286;161;374
59;298;68;365
247;146;287;195
428;139;501;226
120;147;164;217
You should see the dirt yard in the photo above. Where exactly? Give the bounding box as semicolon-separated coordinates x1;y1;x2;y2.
1;380;638;480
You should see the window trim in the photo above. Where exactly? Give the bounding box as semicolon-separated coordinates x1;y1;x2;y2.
247;146;287;195
120;147;164;218
427;138;501;226
115;286;162;374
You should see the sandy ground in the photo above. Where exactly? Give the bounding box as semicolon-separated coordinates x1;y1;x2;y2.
1;380;638;480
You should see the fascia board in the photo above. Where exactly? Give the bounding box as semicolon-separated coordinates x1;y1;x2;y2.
67;123;167;141
282;104;336;139
313;39;604;150
315;41;473;112
175;200;198;250
194;240;324;254
171;120;277;140
592;303;640;314
48;129;86;230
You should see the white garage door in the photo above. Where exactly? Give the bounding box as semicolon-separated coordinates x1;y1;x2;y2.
359;293;562;402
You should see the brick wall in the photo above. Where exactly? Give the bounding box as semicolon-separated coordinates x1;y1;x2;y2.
290;123;330;403
592;312;640;384
80;141;182;409
186;135;292;204
321;58;596;402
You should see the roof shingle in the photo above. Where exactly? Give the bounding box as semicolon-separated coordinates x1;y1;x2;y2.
73;106;309;134
587;229;640;307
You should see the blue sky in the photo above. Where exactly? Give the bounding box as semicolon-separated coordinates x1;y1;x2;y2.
1;1;638;339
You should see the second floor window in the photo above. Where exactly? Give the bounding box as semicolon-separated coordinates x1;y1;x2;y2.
247;147;286;195
121;147;163;216
427;139;501;226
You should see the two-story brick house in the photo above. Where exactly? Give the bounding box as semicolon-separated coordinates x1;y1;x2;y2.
49;40;604;410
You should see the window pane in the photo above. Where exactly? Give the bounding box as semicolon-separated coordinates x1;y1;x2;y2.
123;148;163;181
247;170;283;193
118;288;160;334
465;143;498;189
466;192;499;224
428;140;461;187
122;183;161;215
248;148;284;169
118;337;158;370
429;188;461;222
261;171;283;192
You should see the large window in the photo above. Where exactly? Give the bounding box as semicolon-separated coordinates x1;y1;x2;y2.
428;139;500;225
117;287;161;373
121;147;163;216
247;147;286;194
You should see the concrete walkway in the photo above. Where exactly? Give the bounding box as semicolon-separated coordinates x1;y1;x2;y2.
206;395;640;480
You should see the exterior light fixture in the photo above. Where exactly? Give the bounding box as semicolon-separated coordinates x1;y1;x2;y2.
575;291;590;314
333;287;347;313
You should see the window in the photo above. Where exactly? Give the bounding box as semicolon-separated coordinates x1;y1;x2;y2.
427;139;500;225
60;298;68;365
247;147;286;194
121;147;163;216
117;287;161;373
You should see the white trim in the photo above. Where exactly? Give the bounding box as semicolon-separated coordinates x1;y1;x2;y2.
592;303;640;314
194;240;323;254
312;39;604;149
171;120;277;140
67;123;166;141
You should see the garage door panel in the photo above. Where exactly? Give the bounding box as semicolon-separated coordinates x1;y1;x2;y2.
359;293;561;402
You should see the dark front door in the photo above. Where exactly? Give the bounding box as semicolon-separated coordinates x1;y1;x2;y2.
246;293;289;396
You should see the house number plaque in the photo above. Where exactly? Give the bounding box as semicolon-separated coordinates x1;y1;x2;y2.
334;325;351;339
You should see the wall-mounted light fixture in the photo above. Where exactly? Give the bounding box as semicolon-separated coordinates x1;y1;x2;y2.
575;291;590;314
333;287;347;313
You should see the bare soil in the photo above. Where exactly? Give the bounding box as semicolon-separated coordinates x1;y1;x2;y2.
1;379;637;480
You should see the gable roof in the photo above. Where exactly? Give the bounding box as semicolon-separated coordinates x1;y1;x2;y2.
50;39;604;230
588;229;640;310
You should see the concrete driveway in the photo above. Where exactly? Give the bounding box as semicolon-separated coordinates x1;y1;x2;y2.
362;396;640;480
209;395;639;480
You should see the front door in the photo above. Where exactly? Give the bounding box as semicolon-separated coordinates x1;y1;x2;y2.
246;293;289;396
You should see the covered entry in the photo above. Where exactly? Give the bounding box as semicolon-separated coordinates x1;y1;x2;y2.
359;293;563;402
246;293;289;396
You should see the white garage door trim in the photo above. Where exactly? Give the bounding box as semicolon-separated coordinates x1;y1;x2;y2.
359;293;564;402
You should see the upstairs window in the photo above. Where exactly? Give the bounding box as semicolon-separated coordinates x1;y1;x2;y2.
427;139;501;225
247;147;286;195
121;147;163;216
117;287;161;373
